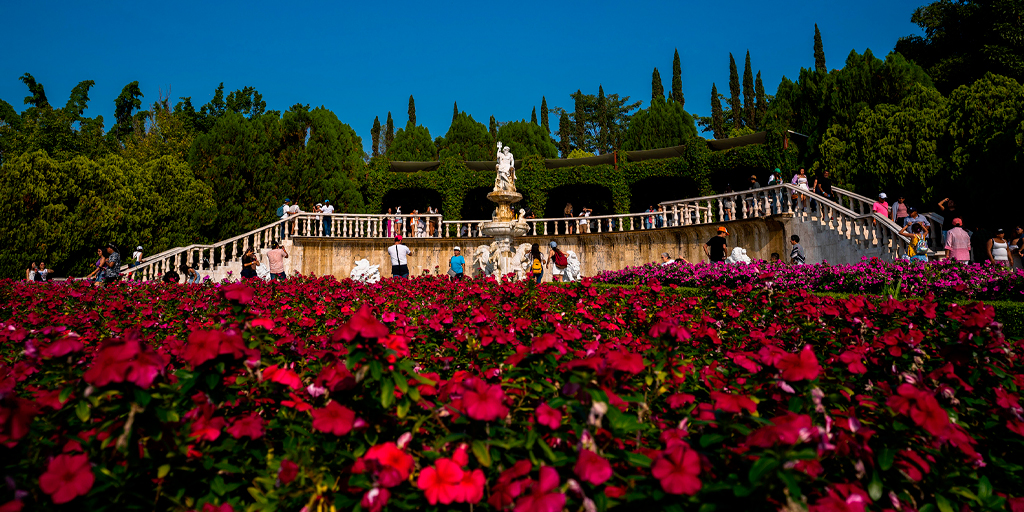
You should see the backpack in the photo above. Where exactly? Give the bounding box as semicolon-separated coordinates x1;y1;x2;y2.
276;205;285;218
552;251;568;267
532;257;543;274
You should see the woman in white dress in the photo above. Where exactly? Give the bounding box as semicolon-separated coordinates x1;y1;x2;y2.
794;169;810;211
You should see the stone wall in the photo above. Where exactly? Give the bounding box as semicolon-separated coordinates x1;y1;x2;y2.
286;215;794;280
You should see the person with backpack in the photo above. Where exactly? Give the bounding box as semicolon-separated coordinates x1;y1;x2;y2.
529;243;546;283
547;241;568;282
447;246;466;281
277;199;290;238
899;223;929;262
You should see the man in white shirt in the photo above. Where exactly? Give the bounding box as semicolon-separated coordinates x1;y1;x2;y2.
387;235;412;278
321;200;335;236
132;246;143;266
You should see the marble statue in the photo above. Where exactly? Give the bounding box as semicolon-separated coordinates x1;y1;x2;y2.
725;247;751;264
563;250;582;282
474;245;494;276
350;258;382;283
509;243;533;280
494;142;515;191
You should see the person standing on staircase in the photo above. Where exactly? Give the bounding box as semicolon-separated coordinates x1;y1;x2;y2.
267;241;289;281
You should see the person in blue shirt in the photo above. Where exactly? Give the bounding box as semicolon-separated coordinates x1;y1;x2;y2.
449;246;466;281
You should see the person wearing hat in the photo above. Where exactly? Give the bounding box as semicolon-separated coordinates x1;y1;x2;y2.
747;174;762;218
871;193;889;224
902;207;930;233
944;218;971;262
703;227;729;263
388;235;412;278
321;200;335;237
448;246;466;281
547;241;568;282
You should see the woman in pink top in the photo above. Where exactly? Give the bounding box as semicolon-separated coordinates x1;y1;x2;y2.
871;193;889;224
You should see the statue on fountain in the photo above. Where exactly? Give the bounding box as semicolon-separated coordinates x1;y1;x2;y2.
494;142;516;192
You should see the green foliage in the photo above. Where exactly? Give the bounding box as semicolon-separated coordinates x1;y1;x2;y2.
557;111;572;157
671;49;684;105
110;81;145;144
710;83;726;139
224;86;266;118
440;112;492;161
540;96;549;133
566;87;642;155
388;123;436;161
743;51;755;129
495;120;558;158
652;67;664;101
728;53;742;131
814;24;827;72
621;98;698;151
755;71;767;129
407;95;416;126
371;116;381;157
566;148;595;159
895;0;1024;94
384;112;394;154
18;73;49;109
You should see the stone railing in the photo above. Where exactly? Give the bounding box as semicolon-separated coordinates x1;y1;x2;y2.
440;205;714;238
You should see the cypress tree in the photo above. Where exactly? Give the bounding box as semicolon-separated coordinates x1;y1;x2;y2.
574;90;585;150
531;107;538;125
710;83;725;139
671;49;684;106
557;110;572;158
408;95;416;126
754;71;766;130
597;85;609;154
540;96;549;133
384;111;394;155
489;115;497;141
728;53;742;132
814;24;827;72
371;115;381;157
742;50;755;129
452;102;458;124
652;68;664;101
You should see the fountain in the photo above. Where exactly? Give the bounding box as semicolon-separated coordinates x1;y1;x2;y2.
478;142;530;277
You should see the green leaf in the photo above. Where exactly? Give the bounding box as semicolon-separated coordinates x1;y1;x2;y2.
699;433;726;447
396;398;410;418
133;389;152;407
471;440;492;467
394;374;409;394
935;494;954;512
157;464;171;479
75;400;90;422
878;447;895;471
949;487;980;503
606;406;642;433
380;377;395;409
623;452;652;468
777;470;801;499
868;471;883;501
978;476;992;499
58;386;74;404
248;487;268;504
748;457;779;485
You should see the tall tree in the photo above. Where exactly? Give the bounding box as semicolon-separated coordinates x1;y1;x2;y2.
111;81;145;143
489;115;497;141
439;112;492;160
495;120;558;158
621;98;698;151
574;90;586;147
743;50;755;129
671;49;684;106
728;53;742;131
531;107;538;125
384;111;394;155
596;85;610;153
754;71;767;129
568;88;641;154
452;102;458;124
814;24;827;72
18;73;49;109
408;95;416;126
652;68;665;101
225;86;266;117
540;96;549;133
710;83;726;139
389;124;435;161
371;116;381;157
557;110;572;157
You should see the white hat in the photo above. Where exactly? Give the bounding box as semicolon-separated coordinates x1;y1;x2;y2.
136;246;143;250
878;193;887;199
453;246;461;251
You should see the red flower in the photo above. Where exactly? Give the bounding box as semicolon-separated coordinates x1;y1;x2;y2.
606;351;644;374
39;454;94;504
190;415;227;442
0;397;38;443
535;403;562;430
202;504;234;512
182;330;222;367
41;336;84;358
462;379;508;421
418;458;465;505
489;460;532;509
515;466;565;512
709;391;757;414
361;442;414;487
279;459;298;484
225;413;264;440
746;414;814;447
0;500;23;512
776;345;820;382
651;443;702;495
221;282;255;304
361;487;390;512
263;364;302;389
311;401;356;436
458;468;486;504
333;305;390;343
574;449;613;486
604;486;626;498
887;384;949;436
839;350;867;374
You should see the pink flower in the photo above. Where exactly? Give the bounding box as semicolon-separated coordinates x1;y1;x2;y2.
190;415;227;442
41;337;83;358
361;487;390;512
39;454;94;504
574;450;612;485
202;504;234;512
776;345;820;381
417;458;465;505
225;413;264;440
462;379;508;421
515;466;565;512
457;468;486;504
535;403;562;430
263;364;302;389
709;391;757;414
360;442;414;487
651;443;701;495
606;351;644;374
311;401;356;436
221;282;255;304
278;459;298;484
0;397;38;442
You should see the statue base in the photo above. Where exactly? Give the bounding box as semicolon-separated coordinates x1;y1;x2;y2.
487;190;522;223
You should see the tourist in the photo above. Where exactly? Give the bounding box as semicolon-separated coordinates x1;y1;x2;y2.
278;198;291;238
890;196;908;225
267;241;289;280
903;208;930;234
944;218;971;262
286;200;301;236
103;244;122;283
388;235;412;278
703;227;729;263
384;208;393;237
872;193;889;222
37;262;53;281
900;223;929;262
564;203;574;234
179;264;199;284
770;252;781;262
427;206;437;237
722;185;736;221
241;248;259;279
132;246;144;267
84;248;106;282
789;235;806;265
529;243;545;283
321;200;334;237
579;207;593;233
26;262;37;282
1011;226;1024;268
937;198;960;242
988;229;1011;267
660;252;674;266
548;241;568;282
162;268;180;283
747;175;761;217
814;170;833;200
767;168;783;214
793;169;810;211
448;246;465;281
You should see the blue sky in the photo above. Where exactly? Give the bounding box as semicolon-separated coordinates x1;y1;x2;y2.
1;0;923;153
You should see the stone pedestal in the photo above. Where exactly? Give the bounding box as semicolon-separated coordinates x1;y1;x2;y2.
481;189;528;276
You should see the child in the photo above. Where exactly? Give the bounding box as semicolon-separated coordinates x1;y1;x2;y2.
789;235;805;264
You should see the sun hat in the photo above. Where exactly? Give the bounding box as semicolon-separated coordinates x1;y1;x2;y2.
136;246;142;250
549;241;558;248
878;193;887;199
454;246;461;251
717;226;728;235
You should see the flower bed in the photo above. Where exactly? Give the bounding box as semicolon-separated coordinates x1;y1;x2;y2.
1;277;1023;511
593;259;1024;302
